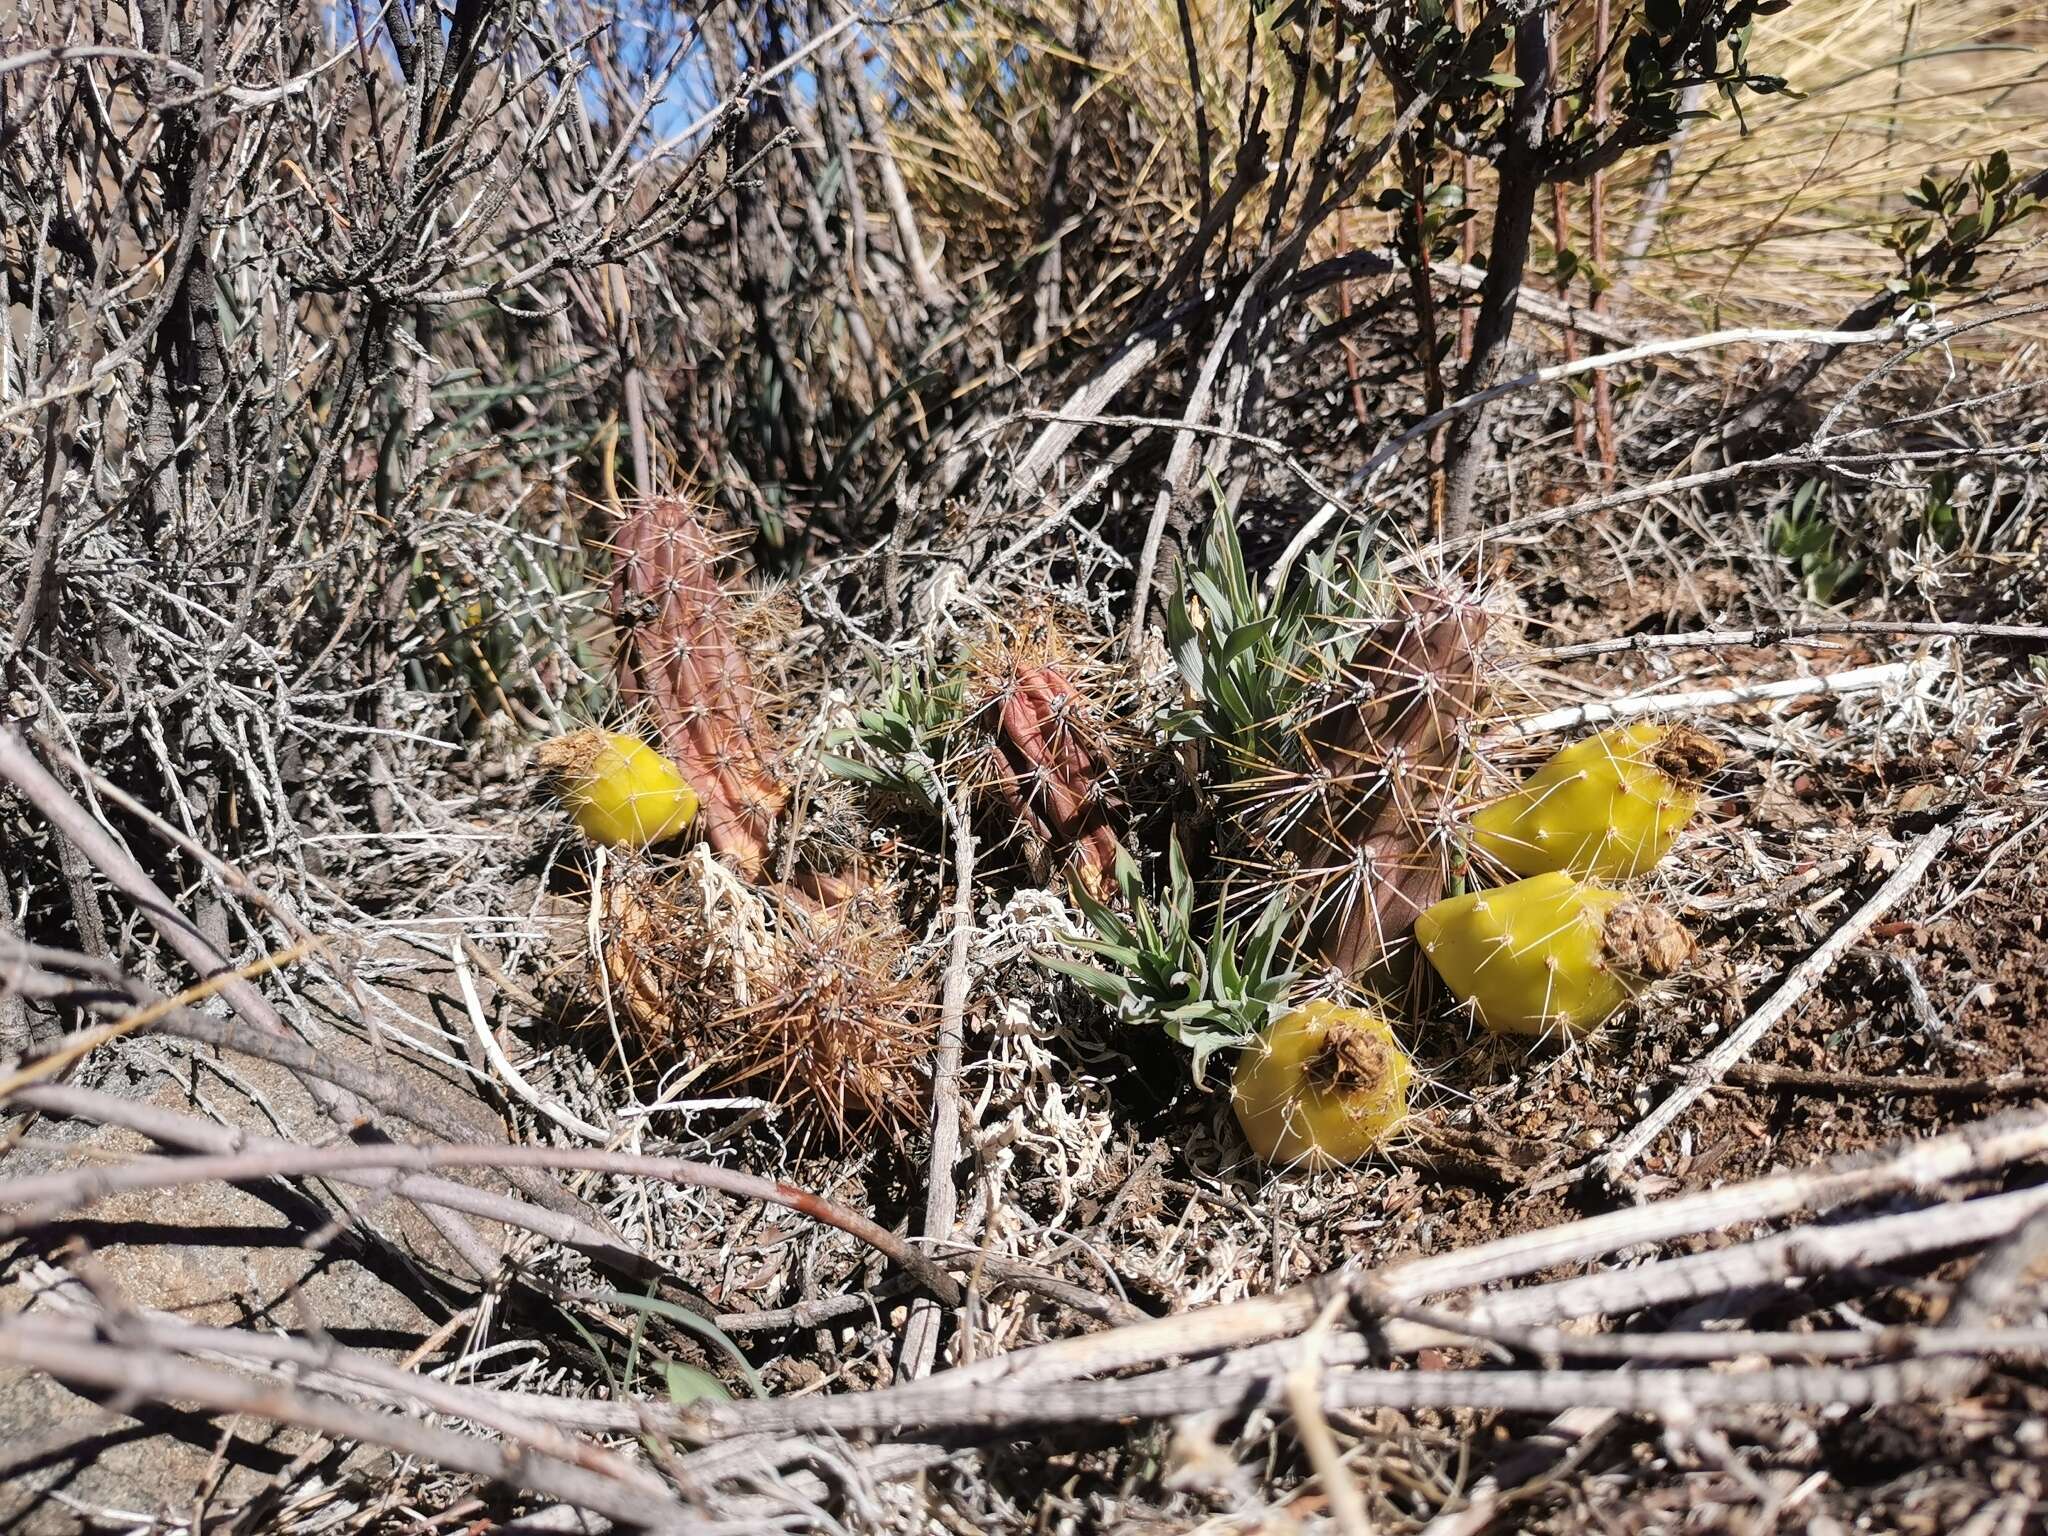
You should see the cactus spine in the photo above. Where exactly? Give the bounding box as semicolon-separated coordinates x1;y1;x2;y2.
1270;591;1492;976
612;498;788;878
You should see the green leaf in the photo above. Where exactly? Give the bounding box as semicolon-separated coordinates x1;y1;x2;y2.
1170;1020;1246;1084
1034;953;1131;1002
1479;71;1523;88
665;1363;733;1405
597;1290;768;1400
820;753;894;786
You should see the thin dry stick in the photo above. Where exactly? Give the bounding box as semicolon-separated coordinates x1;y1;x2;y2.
1009;335;1163;500
1601;819;1960;1184
13;993;1128;1322
1546;26;1582;463
1473;1181;2048;1334
715;1107;2048;1429
305;1308;2048;1442
1126;1182;2048;1390
1286;1296;1375;1536
1540;619;2048;660
0;727;324;1071
1430;259;1638;347
676;1349;1984;1438
905;1106;2048;1396
2;1082;659;1270
450;937;612;1143
352;1178;2048;1444
0;1138;967;1307
0;724;587;1248
24;956;609;1226
1384;438;2047;578
1124;280;1256;655
1266;320;1944;593
1396;1320;2048;1365
705;1179;2048;1455
20;1292;663;1496
0;1319;697;1532
901;780;979;1380
1496;659;1919;738
1724;1064;2048;1100
0;934;321;1094
1015;408;1356;516
1588;0;1615;482
14;1081;1117;1338
1418;1405;1613;1536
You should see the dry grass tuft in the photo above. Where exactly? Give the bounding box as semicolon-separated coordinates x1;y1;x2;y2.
878;0;2048;353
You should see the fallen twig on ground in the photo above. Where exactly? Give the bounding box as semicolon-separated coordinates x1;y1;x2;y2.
1724;1063;2048;1099
1498;660;1924;738
0;1316;698;1531
900;782;980;1379
1600;819;1959;1185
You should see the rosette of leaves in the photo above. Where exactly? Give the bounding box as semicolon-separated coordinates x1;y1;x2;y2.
1162;491;1382;774
1038;840;1297;1081
821;665;966;812
1165;495;1492;976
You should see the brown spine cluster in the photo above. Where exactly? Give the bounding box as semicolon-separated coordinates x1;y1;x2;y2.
735;896;931;1144
612;498;787;878
985;664;1123;899
599;853;930;1148
1283;594;1490;976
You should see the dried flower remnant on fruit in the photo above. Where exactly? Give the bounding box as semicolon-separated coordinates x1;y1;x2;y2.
1232;1000;1413;1168
1599;895;1696;977
1415;871;1694;1039
612;497;787;878
1280;590;1492;975
1473;722;1723;880
537;728;699;849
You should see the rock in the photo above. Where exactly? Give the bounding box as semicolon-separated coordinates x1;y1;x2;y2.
0;1033;503;1532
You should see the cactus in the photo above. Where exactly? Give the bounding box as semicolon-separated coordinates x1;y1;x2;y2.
736;895;932;1142
1273;591;1493;976
1231;1000;1413;1167
537;728;699;849
985;663;1124;897
1414;871;1694;1038
1473;723;1722;880
612;498;787;878
598;849;930;1145
964;622;1126;899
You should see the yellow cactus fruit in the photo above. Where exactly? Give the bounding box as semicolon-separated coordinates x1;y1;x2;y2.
536;728;700;849
1232;1000;1413;1168
1415;872;1693;1038
1471;722;1723;880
